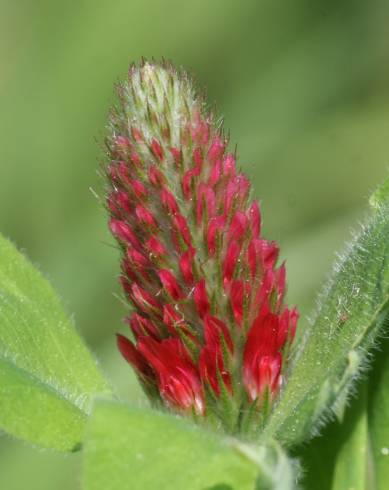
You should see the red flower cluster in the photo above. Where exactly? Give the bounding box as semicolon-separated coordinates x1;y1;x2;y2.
106;62;298;429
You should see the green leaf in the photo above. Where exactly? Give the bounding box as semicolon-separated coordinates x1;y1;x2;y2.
368;313;389;489
0;234;111;451
83;400;297;490
331;383;368;490
264;198;389;447
295;380;369;490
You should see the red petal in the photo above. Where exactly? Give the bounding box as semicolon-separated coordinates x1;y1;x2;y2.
116;334;153;379
208;158;222;186
196;184;216;225
161;188;179;215
172;214;192;248
130;151;142;167
151;138;164;161
135;204;156;227
243;353;282;401
112;190;132;213
228;212;249;242
248;201;261;238
223;240;242;286
193;147;203;168
158;269;183;300
207;136;225;162
207;216;225;255
191;113;210;146
230;280;244;327
182;167;200;199
223;153;236;177
204;315;234;353
193;279;210;318
110;219;141;249
131;179;147;198
170;147;182;166
148;165;166;187
179;247;196;285
130;283;161;314
115;135;131;147
131;126;143;142
146;236;166;256
127;313;160;339
199;345;232;396
138;337;204;414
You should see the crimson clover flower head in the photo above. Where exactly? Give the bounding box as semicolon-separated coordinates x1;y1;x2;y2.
105;61;298;433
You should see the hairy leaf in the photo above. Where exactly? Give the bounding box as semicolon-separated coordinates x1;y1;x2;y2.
264;194;389;446
368;313;389;489
0;234;111;451
83;400;297;490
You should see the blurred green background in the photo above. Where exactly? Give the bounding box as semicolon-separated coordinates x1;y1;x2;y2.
1;0;389;488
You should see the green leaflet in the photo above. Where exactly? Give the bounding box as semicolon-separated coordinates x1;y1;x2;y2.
83;400;297;490
368;313;389;490
296;380;369;490
294;314;389;490
264;195;389;447
0;234;111;451
331;383;368;490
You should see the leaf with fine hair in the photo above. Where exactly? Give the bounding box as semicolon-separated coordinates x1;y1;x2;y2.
264;183;389;447
0;234;111;452
83;400;298;490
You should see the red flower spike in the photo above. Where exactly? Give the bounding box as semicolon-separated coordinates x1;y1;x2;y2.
105;61;298;430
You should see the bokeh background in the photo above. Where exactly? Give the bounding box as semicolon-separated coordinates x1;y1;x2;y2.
1;0;389;488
